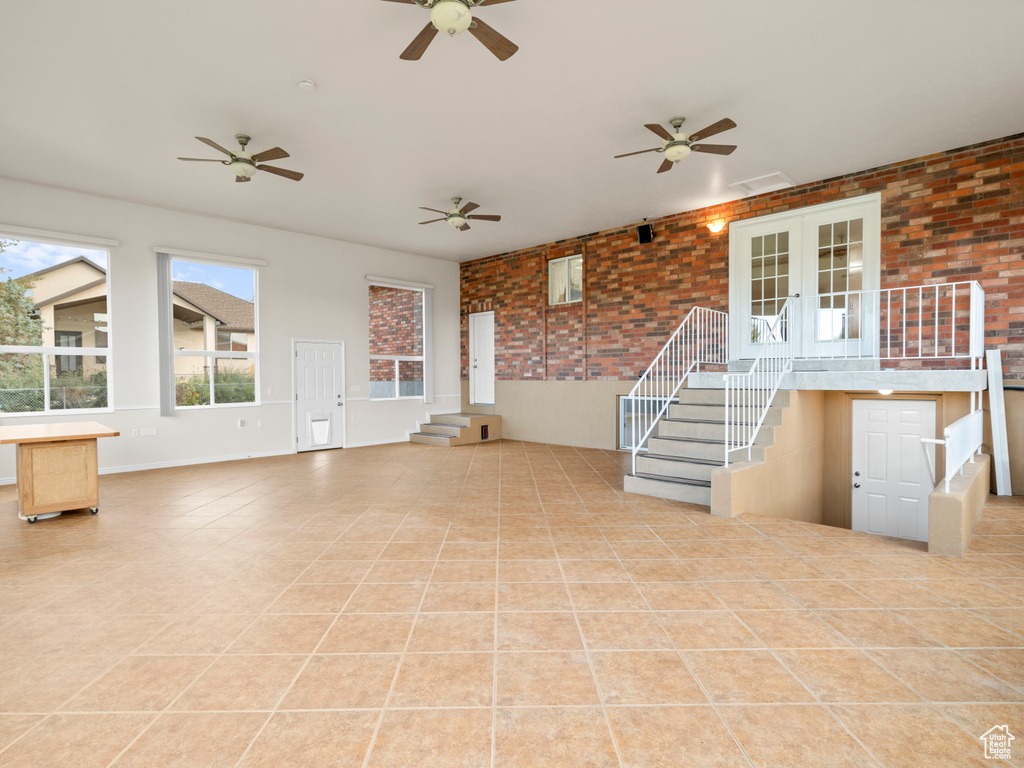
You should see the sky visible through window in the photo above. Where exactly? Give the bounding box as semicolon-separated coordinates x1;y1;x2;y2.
0;239;107;276
171;261;254;301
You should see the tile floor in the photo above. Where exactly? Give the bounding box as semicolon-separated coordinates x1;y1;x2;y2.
0;439;1022;767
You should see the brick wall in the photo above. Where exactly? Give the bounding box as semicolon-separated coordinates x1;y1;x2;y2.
460;133;1024;381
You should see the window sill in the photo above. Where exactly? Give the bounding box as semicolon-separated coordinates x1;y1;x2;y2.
0;407;115;419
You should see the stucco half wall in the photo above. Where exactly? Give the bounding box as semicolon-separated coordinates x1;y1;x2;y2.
461;380;632;451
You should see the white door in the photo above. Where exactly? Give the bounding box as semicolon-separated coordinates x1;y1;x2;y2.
295;341;345;452
851;399;935;542
469;312;495;406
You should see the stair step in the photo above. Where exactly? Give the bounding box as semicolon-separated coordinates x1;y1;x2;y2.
645;454;723;466
421;423;466;437
623;473;712;506
636;454;721;482
409;432;453;446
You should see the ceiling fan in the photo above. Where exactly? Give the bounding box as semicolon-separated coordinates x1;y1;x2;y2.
381;0;519;61
615;117;737;173
177;135;304;182
419;197;502;231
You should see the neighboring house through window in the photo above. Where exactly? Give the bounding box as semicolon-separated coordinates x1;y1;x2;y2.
0;232;114;415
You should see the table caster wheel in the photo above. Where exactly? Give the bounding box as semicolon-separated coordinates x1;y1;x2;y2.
27;516;37;524
89;507;99;515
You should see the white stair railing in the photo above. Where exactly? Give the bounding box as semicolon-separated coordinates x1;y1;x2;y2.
921;408;984;493
626;307;728;474
724;300;794;466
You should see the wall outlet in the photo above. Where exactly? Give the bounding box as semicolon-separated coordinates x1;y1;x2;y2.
266;387;273;396
238;419;246;428
256;419;263;428
131;428;140;438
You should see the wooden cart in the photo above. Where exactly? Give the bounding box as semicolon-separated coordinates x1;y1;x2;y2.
0;422;119;523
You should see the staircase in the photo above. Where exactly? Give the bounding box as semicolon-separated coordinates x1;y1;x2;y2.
409;413;502;447
624;388;790;505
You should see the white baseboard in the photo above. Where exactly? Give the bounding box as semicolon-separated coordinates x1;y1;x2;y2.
344;437;409;449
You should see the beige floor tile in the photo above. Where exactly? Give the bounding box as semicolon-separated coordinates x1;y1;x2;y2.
779;579;879;609
684;650;816;704
831;704;995;767
935;703;1024;749
227;614;334;654
188;583;289;614
496;651;599;706
390;652;493;707
314;613;415;653
893;608;1024;648
498;582;571;611
959;648;1024;690
0;713;153;768
318;542;386;561
173;655;305;711
495;707;619;768
720;704;881;768
59;655;211;712
683;557;766;581
971;607;1024;637
608;705;748;767
568;582;648;611
659;610;765;649
775;649;922;702
497;611;584;651
749;557;829;580
110;712;267;768
868;648;1022;702
239;711;378;768
421;582;496;612
577;611;673;650
843;578;957;609
363;559;436;583
707;581;803;610
281;654;400;709
591;650;707;705
49;614;173;656
344;583;426;613
498;559;564;581
736;609;855;648
407;612;495;652
913;579;1024;608
431;560;498;583
619;559;697;582
266;583;357;613
560;559;632;583
669;541;735;559
556;541;618;560
0;714;44;751
816;609;942;648
637;582;725;610
367;708;492;768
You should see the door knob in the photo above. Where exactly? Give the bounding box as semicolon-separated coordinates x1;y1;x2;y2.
853;482;861;488
854;471;861;477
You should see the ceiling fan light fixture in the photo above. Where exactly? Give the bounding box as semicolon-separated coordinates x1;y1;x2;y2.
664;143;692;164
430;0;473;35
229;158;258;178
447;213;468;228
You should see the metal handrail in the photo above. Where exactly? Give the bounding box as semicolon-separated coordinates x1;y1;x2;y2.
626;307;728;474
724;300;794;466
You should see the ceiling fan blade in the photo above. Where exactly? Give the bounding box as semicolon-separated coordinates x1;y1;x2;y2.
251;147;289;163
195;137;235;157
401;22;439;61
419;218;446;225
177;157;224;162
459;223;472;231
644;123;674;142
468;17;518;61
478;0;517;4
258;164;304;181
657;159;675;174
467;214;501;222
419;207;449;215
614;148;661;159
460;202;480;215
691;143;737;155
235;176;251;183
688;118;737;143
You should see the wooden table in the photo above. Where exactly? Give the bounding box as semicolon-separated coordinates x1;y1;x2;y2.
0;422;119;523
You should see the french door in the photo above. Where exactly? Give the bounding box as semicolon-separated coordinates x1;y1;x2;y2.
729;194;881;360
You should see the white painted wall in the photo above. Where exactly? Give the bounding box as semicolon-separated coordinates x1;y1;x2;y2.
0;178;461;480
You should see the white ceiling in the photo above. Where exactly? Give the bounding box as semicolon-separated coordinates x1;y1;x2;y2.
2;0;1023;263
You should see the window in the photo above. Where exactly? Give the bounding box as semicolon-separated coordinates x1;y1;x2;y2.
158;253;259;409
369;285;424;400
548;254;583;305
0;234;112;415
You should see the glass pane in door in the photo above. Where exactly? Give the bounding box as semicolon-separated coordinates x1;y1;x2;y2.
816;218;864;341
750;231;790;343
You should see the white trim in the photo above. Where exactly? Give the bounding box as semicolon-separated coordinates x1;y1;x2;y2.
365;275;435;291
730;192;882;227
0;224;118;248
344;437;409;449
154;247;267;267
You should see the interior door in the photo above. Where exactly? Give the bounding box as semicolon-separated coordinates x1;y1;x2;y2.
469;312;495;406
295;341;345;452
851;398;936;542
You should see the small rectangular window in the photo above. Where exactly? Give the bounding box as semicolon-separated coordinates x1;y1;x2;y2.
0;235;111;415
548;254;583;305
168;259;258;408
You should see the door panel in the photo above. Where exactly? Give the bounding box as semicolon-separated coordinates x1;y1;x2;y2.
469;312;495;406
851;399;935;542
295;341;346;452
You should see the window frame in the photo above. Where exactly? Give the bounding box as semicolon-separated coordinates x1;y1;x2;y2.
156;249;262;413
365;276;434;404
548;254;583;306
0;226;117;418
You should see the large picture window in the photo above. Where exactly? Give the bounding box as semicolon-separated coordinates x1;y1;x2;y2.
368;285;424;400
158;253;259;409
0;234;112;415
